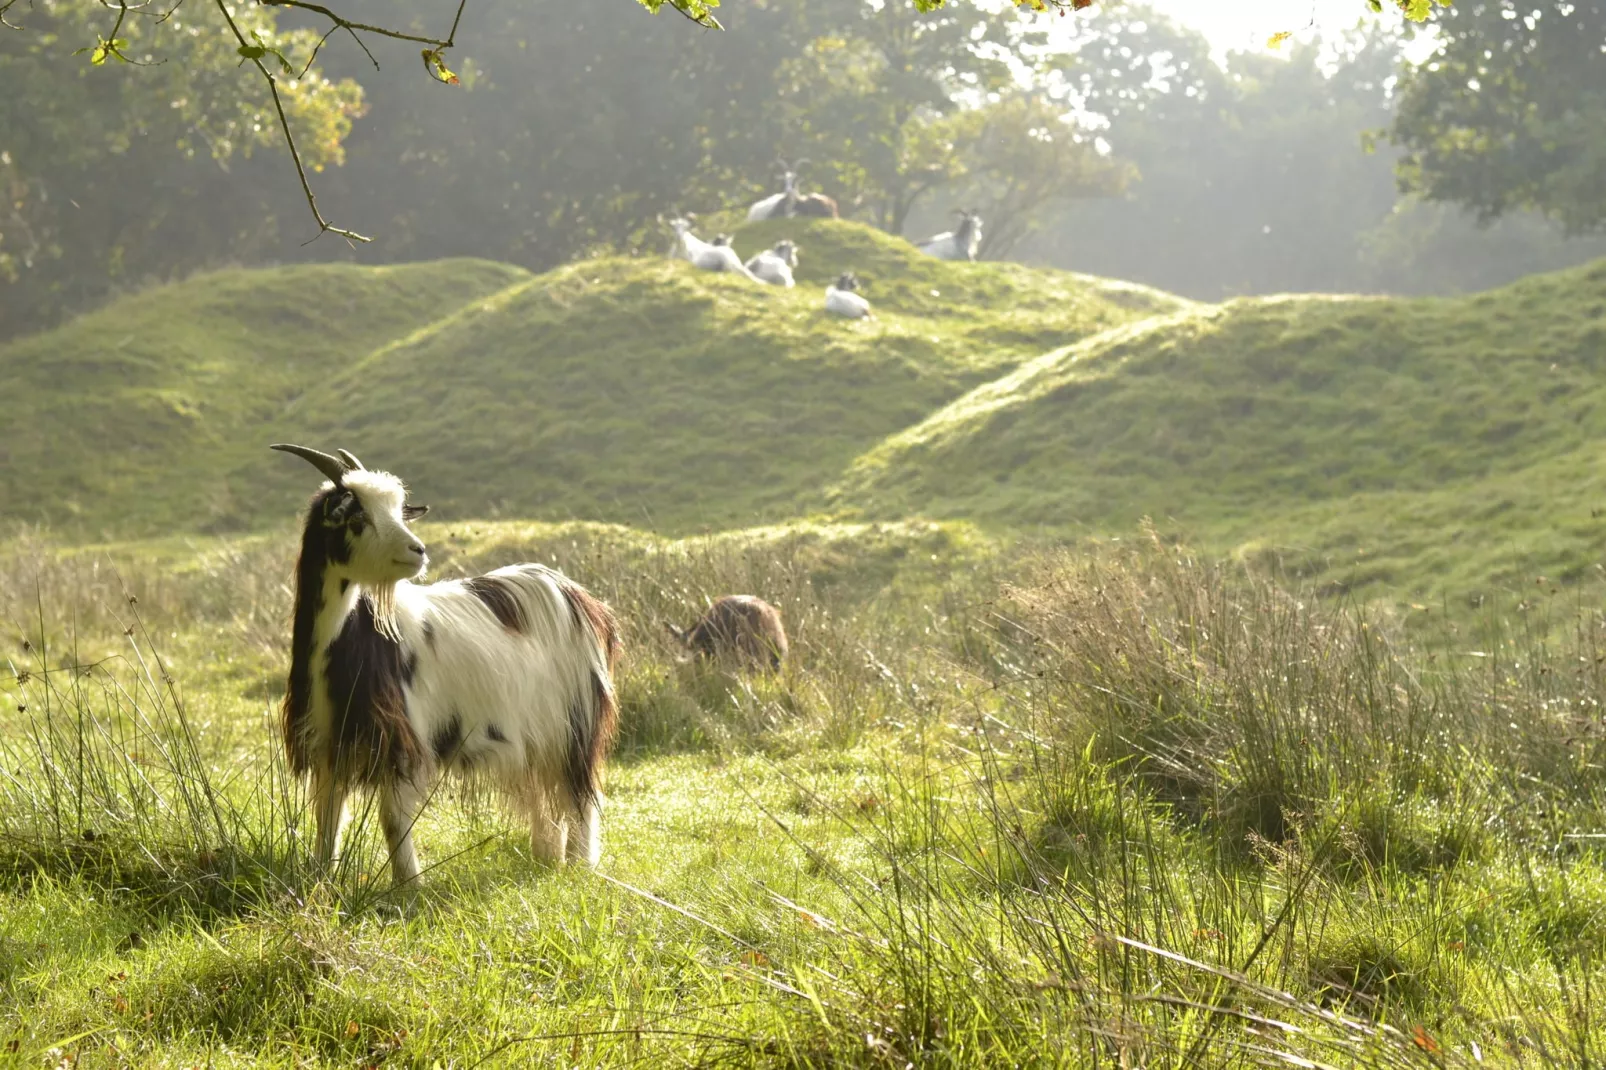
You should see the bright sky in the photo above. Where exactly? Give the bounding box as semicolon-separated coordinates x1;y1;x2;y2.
1146;0;1369;50
1128;0;1433;62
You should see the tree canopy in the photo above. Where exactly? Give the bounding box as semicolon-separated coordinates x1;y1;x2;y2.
1016;4;1606;299
1;0;1447;249
1390;0;1606;233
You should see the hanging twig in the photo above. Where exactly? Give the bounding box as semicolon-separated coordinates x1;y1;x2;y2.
211;0;371;243
255;0;464;49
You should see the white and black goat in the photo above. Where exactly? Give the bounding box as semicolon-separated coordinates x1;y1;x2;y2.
825;271;871;319
271;444;620;885
745;239;799;288
916;209;983;262
669;217;761;282
747;159;840;221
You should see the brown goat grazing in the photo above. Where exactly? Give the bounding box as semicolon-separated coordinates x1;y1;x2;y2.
667;595;789;670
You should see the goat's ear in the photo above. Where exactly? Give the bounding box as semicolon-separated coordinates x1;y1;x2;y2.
403;504;430;521
664;622;688;644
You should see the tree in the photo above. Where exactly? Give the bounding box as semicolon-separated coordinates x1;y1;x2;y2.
0;0;361;330
763;0;1018;234
1018;5;1605;298
1389;0;1606;233
1018;9;1414;296
915;94;1131;257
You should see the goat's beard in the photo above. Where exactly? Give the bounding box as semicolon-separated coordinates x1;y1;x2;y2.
365;583;402;643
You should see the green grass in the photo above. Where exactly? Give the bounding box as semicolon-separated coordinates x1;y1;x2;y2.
0;219;1179;540
831;259;1606;604
4;523;1606;1066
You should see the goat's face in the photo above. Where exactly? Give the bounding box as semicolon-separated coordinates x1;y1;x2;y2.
775;240;799;266
315;470;430;586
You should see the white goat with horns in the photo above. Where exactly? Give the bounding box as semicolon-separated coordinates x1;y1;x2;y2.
917;209;983;262
745;239;799;287
668;216;761;281
270;443;621;885
747;159;840;221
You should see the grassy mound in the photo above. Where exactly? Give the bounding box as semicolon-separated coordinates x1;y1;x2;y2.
0;258;529;536
0;220;1179;539
833;259;1606;600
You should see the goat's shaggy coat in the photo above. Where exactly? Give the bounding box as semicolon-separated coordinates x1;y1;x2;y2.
793;192;839;219
746;240;799;288
825;272;871;319
670;218;761;281
917;211;983;262
276;447;619;884
668;595;789;671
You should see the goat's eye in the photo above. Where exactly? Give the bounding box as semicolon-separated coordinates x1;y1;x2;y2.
348;516;367;535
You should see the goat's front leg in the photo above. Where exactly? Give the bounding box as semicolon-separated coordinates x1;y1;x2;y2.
379;780;425;887
311;768;348;872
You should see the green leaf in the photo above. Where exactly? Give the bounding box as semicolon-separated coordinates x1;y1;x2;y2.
74;37;127;65
421;47;461;86
237;44;266;60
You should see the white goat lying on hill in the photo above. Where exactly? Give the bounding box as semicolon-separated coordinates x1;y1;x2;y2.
825;272;871;319
669;217;760;281
917;209;982;262
745;240;799;287
270;444;621;886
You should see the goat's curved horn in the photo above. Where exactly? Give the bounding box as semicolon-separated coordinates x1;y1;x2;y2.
793;157;811;170
271;443;350;484
336;448;366;471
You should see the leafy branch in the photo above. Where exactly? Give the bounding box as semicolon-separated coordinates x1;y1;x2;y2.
74;0;179;66
211;0;371;242
234;0;473;240
641;0;723;30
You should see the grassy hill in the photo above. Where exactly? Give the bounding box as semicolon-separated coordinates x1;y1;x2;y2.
832;260;1606;600
0;219;1179;538
8;216;1606;603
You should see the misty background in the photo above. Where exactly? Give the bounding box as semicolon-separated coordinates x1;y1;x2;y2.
4;0;1604;340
